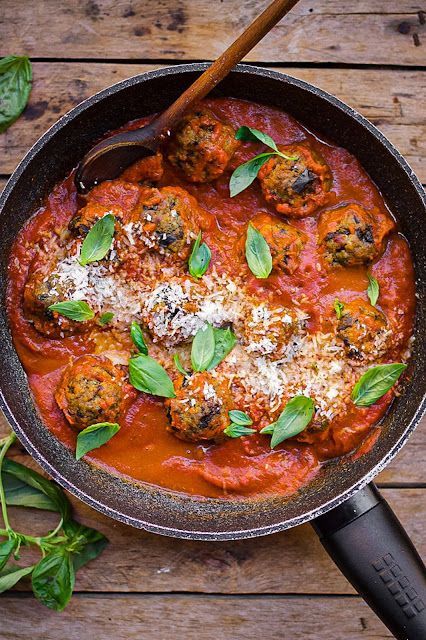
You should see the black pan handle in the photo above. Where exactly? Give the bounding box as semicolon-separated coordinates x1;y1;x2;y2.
312;483;426;640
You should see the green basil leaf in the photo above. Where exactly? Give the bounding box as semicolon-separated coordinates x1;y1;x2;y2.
75;422;120;461
130;321;148;355
245;222;273;279
129;354;176;397
32;550;75;611
236;125;279;152
334;298;344;320
2;472;57;511
0;564;34;593
224;423;256;438
173;353;190;377
191;323;215;372
228;410;253;426
207;327;237;370
351;363;407;407
367;275;380;307
0;539;17;572
188;231;212;278
260;422;276;435
229;153;273;197
2;459;71;521
99;311;114;326
79;214;115;266
0;56;32;133
270;396;315;448
48;300;94;322
62;522;108;572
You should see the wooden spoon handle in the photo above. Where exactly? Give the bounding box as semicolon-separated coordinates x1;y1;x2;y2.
150;0;300;139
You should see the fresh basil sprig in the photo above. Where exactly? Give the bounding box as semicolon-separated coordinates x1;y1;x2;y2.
130;321;148;355
189;231;211;278
0;432;107;609
229;126;298;197
229;410;253;426
0;56;32;133
99;311;114;326
48;300;94;322
245;223;272;279
79;213;115;266
75;422;120;460
334;298;345;320
129;354;175;397
351;363;407;407
367;275;380;307
224;424;256;438
191;324;237;372
260;396;315;448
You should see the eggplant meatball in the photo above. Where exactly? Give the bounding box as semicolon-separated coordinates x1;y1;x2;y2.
69;179;143;236
258;141;332;217
55;355;125;430
168;109;240;182
237;302;299;360
23;263;93;338
318;204;394;267
134;186;200;259
142;277;207;347
249;213;306;275
166;372;232;442
120;152;164;185
336;299;390;360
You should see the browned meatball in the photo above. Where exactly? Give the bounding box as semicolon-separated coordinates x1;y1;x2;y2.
249;213;306;275
69;179;143;235
168;109;240;182
258;141;332;217
166;372;232;442
23;260;94;339
336;299;390;360
120;152;164;185
236;300;299;361
131;186;201;259
318;204;394;267
55;355;125;430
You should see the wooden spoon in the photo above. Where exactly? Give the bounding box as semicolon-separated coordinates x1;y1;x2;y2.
75;0;300;193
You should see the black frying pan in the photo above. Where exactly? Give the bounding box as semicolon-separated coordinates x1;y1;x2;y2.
0;64;425;639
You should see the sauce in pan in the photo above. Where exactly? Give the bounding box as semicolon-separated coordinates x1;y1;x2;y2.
6;98;415;498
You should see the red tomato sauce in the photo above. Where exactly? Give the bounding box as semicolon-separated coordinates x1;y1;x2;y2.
6;98;416;499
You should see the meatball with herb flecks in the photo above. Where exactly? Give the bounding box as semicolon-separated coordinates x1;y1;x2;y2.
318;203;394;267
249;213;306;275
166;371;232;442
55;355;125;430
336;299;390;360
131;186;201;260
236;301;301;361
23;259;94;339
168;109;240;183
258;141;332;218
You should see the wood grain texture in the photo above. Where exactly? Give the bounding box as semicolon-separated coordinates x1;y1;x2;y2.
1;63;425;179
2;486;424;595
1;0;425;65
0;594;396;639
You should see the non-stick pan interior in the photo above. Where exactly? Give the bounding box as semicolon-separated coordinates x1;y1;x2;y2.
0;64;425;539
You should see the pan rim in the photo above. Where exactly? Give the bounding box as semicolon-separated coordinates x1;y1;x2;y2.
1;62;425;540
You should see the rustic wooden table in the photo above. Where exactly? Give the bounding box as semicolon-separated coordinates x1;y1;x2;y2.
1;2;425;638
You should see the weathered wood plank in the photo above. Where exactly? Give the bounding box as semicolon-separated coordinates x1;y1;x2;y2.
1;0;425;65
1;63;425;180
0;594;398;639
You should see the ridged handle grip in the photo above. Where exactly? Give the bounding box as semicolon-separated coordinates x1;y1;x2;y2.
312;483;426;640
